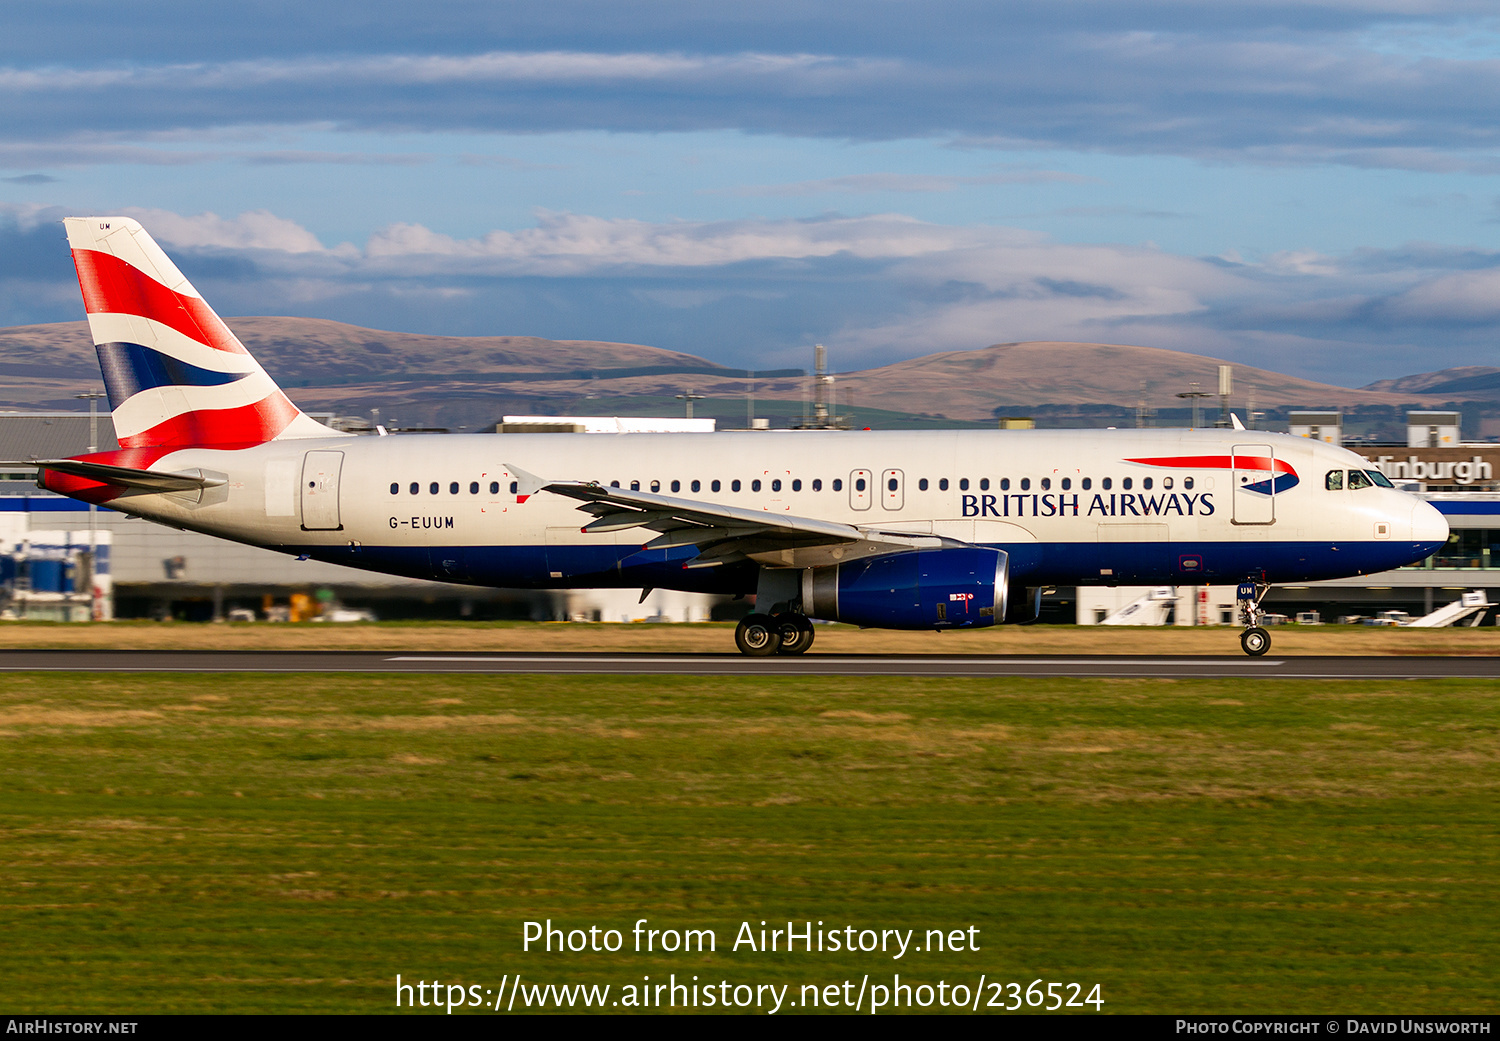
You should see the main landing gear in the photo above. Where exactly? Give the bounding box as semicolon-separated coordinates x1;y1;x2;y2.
734;612;815;657
1237;578;1272;657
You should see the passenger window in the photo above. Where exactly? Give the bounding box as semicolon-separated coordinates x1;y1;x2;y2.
732;479;741;492
960;478;970;491
855;478;866;492
711;480;721;492
509;481;517;494
752;479;762;492
1122;477;1133;490
919;478;929;491
1000;478;1010;491
888;477;898;491
410;482;419;495
1143;477;1152;490
1040;478;1050;491
792;479;801;491
390;483;399;495
771;479;781;492
449;482;459;494
1061;478;1070;491
1367;470;1394;488
490;481;500;494
469;481;479;494
832;478;843;492
429;482;439;494
691;480;701;492
1102;478;1112;490
980;478;989;491
1162;477;1172;490
1183;477;1193;490
610;480;620;488
1325;470;1344;491
939;478;949;491
1020;478;1030;491
1348;470;1372;490
650;480;660;493
1081;478;1091;490
631;480;640;491
813;479;823;491
671;480;680;492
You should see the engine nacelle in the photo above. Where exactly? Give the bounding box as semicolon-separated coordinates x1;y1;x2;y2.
800;547;1009;630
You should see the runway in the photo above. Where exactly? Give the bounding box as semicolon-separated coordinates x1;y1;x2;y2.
0;650;1494;678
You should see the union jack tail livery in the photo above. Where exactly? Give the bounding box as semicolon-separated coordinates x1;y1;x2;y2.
64;217;340;449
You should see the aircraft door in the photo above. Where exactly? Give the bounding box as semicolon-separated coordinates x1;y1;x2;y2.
1231;444;1275;525
881;468;904;510
849;469;872;511
300;450;344;531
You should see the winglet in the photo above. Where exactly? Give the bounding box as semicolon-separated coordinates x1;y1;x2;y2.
1230;412;1246;430
504;462;547;503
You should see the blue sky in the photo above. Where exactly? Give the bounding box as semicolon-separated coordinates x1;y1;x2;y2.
4;1;1500;385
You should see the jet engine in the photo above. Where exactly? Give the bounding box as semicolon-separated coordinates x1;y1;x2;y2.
800;547;1009;630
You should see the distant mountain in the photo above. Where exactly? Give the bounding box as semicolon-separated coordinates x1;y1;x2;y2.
0;319;1456;428
1362;366;1500;400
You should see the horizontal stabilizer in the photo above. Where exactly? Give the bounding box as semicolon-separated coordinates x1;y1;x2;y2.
31;459;227;493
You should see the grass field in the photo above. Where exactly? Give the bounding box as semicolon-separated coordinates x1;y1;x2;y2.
2;669;1497;1014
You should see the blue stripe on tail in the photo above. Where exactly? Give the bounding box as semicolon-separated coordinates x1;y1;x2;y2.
95;341;250;409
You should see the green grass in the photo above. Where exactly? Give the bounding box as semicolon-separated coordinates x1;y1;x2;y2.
1;674;1497;1014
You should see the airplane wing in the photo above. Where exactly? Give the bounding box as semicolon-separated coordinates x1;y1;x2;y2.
508;463;948;568
16;459;227;494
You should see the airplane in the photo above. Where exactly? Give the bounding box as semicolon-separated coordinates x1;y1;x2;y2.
22;217;1449;656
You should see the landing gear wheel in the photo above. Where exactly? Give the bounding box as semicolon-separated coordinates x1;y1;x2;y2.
735;613;782;657
773;613;815;656
1240;626;1271;657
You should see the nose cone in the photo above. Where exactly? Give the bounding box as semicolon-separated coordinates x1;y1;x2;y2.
1411;500;1449;553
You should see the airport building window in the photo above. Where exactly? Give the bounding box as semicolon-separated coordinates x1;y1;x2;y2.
960;478;970;491
833;479;843;491
732;479;742;492
470;481;479;494
919;478;929;491
429;482;439;494
939;478;949;491
813;479;823;491
390;483;399;495
979;478;989;491
691;479;701;492
671;480;680;492
1020;478;1030;491
792;479;802;491
712;480;721;492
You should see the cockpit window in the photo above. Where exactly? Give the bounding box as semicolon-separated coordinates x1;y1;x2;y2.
1347;469;1373;490
1366;469;1394;488
1325;470;1343;491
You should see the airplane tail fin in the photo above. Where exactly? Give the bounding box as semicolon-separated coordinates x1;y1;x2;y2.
63;216;344;449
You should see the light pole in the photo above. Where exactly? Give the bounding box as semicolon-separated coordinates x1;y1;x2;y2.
675;390;704;420
75;390;106;621
1176;383;1211;429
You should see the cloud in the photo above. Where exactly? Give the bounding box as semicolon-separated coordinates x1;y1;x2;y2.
714;170;1096;196
7;201;1500;384
1;173;57;184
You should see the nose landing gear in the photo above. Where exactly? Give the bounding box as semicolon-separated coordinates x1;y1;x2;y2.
1236;578;1272;656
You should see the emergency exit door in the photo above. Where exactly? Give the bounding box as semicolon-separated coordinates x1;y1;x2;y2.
1231;444;1275;525
300;451;344;531
849;469;872;510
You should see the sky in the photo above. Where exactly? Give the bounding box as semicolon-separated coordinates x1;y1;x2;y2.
4;1;1500;386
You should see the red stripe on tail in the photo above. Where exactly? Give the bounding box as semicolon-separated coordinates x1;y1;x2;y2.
119;391;301;448
71;248;247;355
